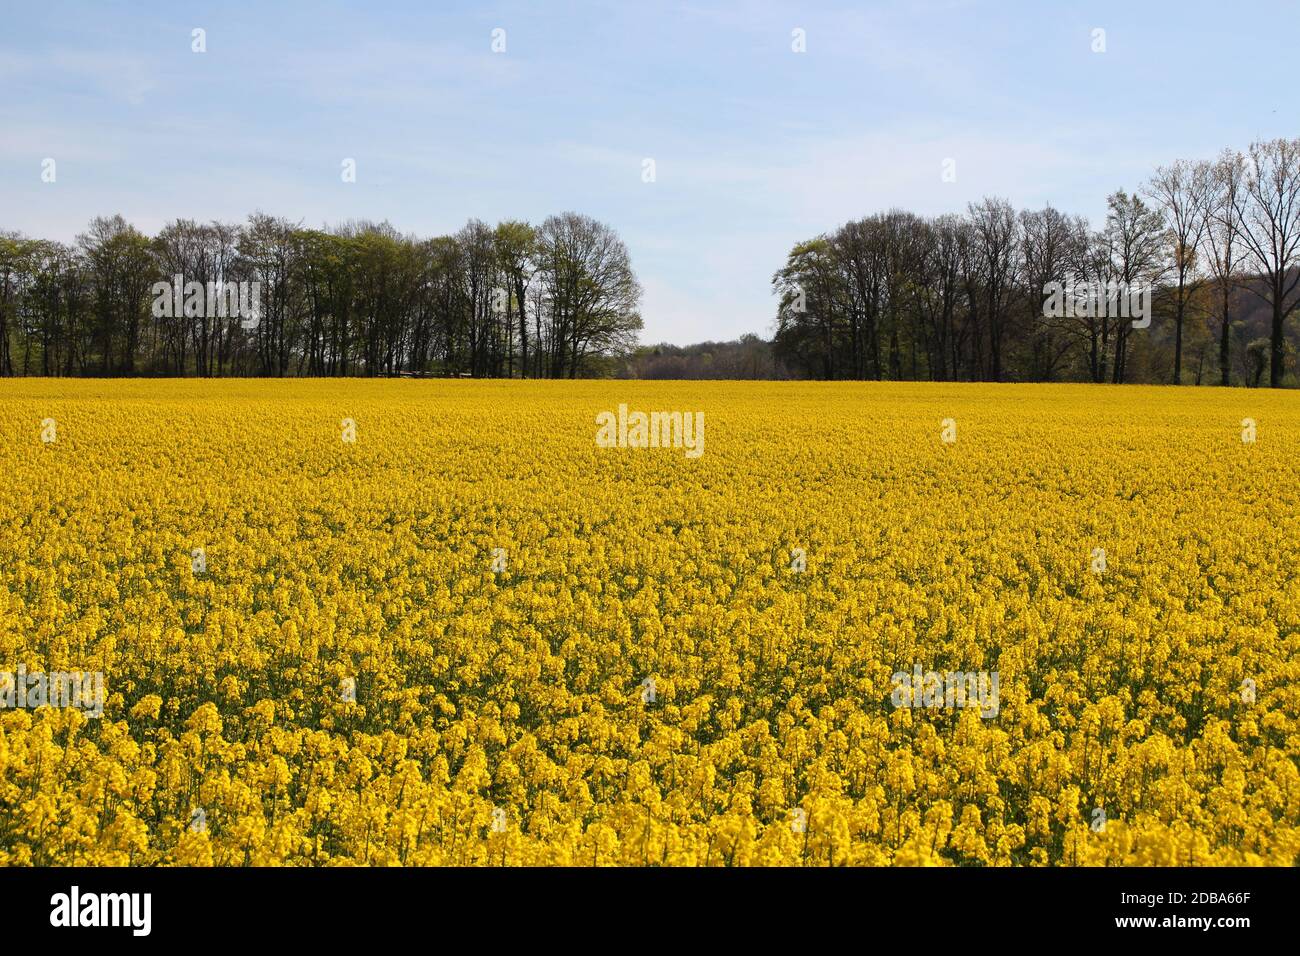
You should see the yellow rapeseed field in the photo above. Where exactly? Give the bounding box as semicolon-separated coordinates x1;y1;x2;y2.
1;379;1297;866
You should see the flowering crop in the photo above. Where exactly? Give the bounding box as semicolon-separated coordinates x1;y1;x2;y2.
1;379;1297;866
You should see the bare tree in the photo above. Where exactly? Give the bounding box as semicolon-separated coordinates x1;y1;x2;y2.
1020;205;1085;380
1101;191;1167;383
1147;159;1211;383
968;198;1019;381
536;213;641;377
1233;137;1300;387
1199;151;1249;386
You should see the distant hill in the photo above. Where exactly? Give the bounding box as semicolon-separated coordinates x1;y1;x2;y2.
621;334;797;380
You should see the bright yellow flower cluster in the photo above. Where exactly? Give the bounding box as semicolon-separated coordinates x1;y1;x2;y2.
0;379;1297;866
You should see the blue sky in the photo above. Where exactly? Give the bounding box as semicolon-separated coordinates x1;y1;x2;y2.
1;0;1294;344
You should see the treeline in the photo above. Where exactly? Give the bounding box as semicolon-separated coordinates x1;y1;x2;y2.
773;138;1300;387
0;212;642;378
